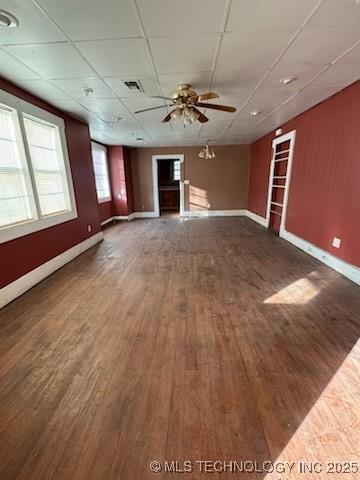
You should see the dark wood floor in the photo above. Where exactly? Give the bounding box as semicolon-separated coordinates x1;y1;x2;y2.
0;217;359;479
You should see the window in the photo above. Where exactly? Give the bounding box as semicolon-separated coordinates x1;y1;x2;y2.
91;142;111;203
173;160;181;181
24;117;71;216
0;106;35;228
0;89;77;244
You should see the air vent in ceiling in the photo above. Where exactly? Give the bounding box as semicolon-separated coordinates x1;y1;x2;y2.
123;80;143;92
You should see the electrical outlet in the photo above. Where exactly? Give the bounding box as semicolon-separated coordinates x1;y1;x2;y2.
332;237;341;248
87;225;92;233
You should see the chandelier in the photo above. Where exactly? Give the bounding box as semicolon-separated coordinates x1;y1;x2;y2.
199;142;216;159
170;106;200;126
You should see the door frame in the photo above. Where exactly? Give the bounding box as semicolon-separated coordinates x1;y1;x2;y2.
152;154;185;217
265;130;296;236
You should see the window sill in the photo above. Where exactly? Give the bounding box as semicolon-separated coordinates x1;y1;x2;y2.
98;197;112;204
0;210;78;245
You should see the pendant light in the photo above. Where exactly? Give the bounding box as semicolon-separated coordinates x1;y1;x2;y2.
199;142;216;159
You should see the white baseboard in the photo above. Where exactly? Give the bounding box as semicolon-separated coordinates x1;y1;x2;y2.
184;209;247;217
133;211;159;218
100;217;115;226
246;210;267;227
281;229;360;286
101;214;135;225
0;232;104;310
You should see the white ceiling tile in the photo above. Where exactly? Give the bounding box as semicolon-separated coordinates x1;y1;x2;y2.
268;86;340;124
278;26;360;67
12;80;69;103
158;72;212;97
212;68;267;94
227;0;319;30
218;30;296;69
5;43;94;79
309;64;360;88
150;35;219;74
0;0;65;45
137;0;227;36
104;77;160;98
78;98;130;121
48;99;93;120
121;97;167;115
336;42;360;64
308;0;360;27
37;0;141;40
0;49;40;80
50;78;115;99
76;39;153;76
241;88;295;117
259;63;327;90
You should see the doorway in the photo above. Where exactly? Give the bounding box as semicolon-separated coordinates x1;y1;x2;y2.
265;130;296;235
152;154;184;217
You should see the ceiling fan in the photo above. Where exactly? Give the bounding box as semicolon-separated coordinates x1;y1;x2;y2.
134;84;236;125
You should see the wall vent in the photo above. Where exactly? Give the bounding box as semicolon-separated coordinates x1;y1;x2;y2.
123;80;143;92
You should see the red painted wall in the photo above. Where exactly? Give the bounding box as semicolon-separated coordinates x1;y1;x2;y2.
0;78;101;289
108;146;134;216
98;201;113;223
248;81;360;268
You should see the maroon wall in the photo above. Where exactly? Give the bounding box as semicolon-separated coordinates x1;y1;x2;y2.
108;146;134;216
248;81;360;268
98;201;113;223
0;78;101;289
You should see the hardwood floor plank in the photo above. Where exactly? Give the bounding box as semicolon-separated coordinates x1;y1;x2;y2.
0;217;359;479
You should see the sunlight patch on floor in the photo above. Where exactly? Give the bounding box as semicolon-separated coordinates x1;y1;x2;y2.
263;271;326;305
263;338;360;479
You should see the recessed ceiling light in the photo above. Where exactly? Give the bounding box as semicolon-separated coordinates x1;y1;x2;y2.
0;10;19;28
250;110;260;116
80;87;94;97
280;77;296;85
111;116;123;122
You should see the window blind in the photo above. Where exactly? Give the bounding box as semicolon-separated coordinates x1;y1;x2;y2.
91;143;111;202
24;117;70;216
0;106;33;228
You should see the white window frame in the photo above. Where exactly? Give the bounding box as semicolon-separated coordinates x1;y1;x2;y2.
91;141;112;204
0;89;77;244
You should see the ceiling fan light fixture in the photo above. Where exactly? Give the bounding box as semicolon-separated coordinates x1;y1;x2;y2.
250;110;260;116
0;10;19;28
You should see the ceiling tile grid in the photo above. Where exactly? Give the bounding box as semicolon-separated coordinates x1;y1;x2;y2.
0;0;358;146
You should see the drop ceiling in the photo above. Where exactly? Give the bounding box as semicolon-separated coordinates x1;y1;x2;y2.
0;0;359;146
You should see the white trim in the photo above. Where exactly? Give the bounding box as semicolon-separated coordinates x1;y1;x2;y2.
282;229;360;286
184;209;247;217
246;210;267;227
265;130;296;233
151;154;185;218
134;211;159;219
100;217;115;226
0;232;103;310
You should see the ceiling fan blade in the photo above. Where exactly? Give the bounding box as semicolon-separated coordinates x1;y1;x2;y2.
150;95;173;101
195;102;236;113
197;91;219;101
192;107;209;123
162;110;176;123
134;105;171;114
